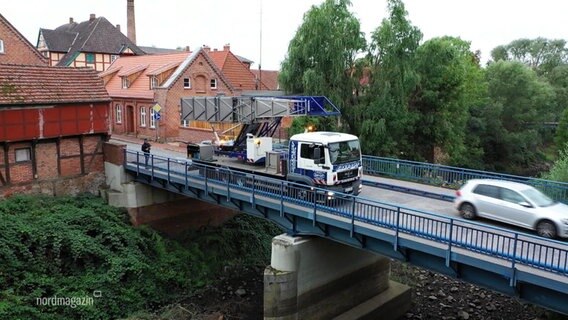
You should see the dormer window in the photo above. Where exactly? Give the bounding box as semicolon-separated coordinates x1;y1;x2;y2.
86;53;95;64
121;77;130;89
210;78;217;89
0;40;4;54
150;76;159;89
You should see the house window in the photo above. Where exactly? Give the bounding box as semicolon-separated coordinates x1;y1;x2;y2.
140;107;147;127
183;78;191;89
115;104;122;123
210;78;217;89
0;39;5;54
150;76;159;89
86;53;95;63
150;109;156;128
121;77;130;89
111;55;119;63
15;148;31;162
181;119;188;127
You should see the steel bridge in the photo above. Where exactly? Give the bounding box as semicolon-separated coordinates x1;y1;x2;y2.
123;150;568;315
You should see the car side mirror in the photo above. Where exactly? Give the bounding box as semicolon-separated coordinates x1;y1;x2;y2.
519;202;533;208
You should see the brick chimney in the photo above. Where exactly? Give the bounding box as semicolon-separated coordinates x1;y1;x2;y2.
127;0;137;44
223;43;230;51
185;46;190;52
69;17;74;24
89;14;96;22
116;24;121;32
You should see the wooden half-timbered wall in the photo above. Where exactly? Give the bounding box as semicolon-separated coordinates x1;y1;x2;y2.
0;134;107;187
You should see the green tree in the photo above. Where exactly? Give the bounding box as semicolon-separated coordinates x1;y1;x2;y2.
481;60;556;174
546;65;568;122
358;0;422;156
555;107;568;148
279;0;365;132
411;36;484;163
490;38;568;75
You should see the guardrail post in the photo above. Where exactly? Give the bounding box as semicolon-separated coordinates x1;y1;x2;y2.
394;207;401;251
136;151;140;175
312;188;317;227
226;168;231;201
510;233;519;287
280;181;284;217
350;197;356;237
446;219;454;268
167;158;171;184
204;166;209;196
151;155;154;181
184;162;189;190
251;175;256;207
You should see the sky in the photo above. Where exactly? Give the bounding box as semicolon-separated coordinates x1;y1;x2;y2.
3;0;568;70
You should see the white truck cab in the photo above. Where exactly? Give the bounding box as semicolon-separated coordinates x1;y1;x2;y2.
287;131;363;196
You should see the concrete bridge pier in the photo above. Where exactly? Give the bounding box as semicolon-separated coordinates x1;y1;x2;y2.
264;234;411;320
102;142;236;235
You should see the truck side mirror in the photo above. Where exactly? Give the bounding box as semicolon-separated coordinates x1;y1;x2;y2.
314;148;321;164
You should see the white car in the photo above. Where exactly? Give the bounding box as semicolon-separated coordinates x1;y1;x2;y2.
454;179;568;239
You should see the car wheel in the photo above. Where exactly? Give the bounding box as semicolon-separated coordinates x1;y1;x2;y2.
459;203;476;219
536;220;557;239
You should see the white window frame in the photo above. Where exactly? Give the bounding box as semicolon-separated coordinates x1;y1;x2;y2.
210;78;217;89
15;148;31;162
150;109;156;128
140;107;147;127
0;39;5;54
121;77;130;89
183;77;191;89
150;76;159;89
115;104;122;123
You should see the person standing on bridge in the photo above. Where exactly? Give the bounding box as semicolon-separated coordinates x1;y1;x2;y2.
141;138;151;167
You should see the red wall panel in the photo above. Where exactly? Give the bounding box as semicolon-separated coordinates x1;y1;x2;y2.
0;103;109;142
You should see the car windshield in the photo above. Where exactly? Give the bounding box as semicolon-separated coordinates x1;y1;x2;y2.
520;188;556;207
328;140;361;165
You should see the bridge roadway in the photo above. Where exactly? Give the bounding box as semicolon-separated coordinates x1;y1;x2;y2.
116;141;568;314
117;140;456;215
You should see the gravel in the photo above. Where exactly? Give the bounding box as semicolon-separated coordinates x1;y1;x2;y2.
156;260;556;320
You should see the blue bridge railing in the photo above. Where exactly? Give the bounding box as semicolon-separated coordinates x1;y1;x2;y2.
124;150;568;314
125;151;568;277
363;155;568;203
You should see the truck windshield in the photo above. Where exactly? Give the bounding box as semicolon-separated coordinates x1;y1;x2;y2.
328;140;361;165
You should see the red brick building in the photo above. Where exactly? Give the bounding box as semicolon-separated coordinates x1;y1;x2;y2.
0;64;111;197
0;13;48;66
104;44;277;143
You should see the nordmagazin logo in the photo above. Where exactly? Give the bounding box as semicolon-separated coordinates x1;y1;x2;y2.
36;291;101;308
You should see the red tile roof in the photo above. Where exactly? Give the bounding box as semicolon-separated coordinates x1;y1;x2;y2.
0;64;110;105
209;50;260;90
117;64;148;77
105;52;190;99
251;69;280;91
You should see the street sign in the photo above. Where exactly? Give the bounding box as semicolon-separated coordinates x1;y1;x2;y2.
152;103;162;112
153;112;161;120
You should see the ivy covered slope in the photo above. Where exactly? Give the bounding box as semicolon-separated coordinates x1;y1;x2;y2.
0;194;281;320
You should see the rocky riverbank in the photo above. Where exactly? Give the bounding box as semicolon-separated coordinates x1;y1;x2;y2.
141;260;555;320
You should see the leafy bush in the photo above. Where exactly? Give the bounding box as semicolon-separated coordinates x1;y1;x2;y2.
544;143;568;182
0;194;280;320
